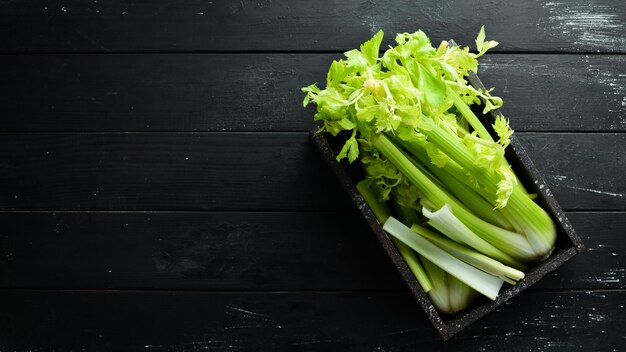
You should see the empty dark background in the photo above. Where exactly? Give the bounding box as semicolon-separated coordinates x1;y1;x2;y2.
0;0;624;350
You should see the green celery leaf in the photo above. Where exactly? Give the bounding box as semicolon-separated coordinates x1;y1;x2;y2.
417;62;446;108
475;26;499;57
360;30;384;66
493;115;513;147
326;60;350;87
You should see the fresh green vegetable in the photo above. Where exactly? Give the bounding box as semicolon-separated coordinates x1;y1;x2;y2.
356;180;432;292
422;204;524;270
410;223;524;284
302;27;557;313
372;134;537;264
421;257;476;314
383;217;504;300
359;178;479;311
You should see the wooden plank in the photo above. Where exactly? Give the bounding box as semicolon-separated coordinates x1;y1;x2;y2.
479;55;626;132
0;132;351;211
533;212;625;289
0;54;323;132
0;290;622;350
0;0;624;53
0;211;620;290
0;132;623;211
0;211;400;290
1;54;624;132
517;133;626;210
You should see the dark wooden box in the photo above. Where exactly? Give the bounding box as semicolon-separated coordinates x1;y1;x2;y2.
310;66;585;340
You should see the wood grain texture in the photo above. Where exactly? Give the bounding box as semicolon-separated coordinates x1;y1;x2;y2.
0;290;622;351
533;212;624;289
479;55;626;132
0;211;401;290
0;0;622;347
0;212;620;290
1;54;624;132
0;0;624;53
0;133;352;211
0;133;622;211
519;133;626;210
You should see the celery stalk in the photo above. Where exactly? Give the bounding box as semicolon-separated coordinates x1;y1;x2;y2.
373;134;528;268
422;205;526;270
411;224;524;284
414;118;556;260
383;216;504;300
400;139;514;230
447;85;492;141
420;257;451;312
356;181;433;292
447;84;530;196
421;257;476;314
447;270;477;313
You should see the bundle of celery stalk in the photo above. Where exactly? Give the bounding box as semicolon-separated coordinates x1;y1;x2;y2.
302;28;556;314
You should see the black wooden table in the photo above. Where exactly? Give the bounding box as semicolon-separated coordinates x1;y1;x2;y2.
0;1;624;350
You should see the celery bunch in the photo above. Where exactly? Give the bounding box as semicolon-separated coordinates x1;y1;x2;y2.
302;27;556;314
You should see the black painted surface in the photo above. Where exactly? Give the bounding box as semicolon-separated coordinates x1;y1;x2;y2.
0;290;623;350
0;133;623;211
0;0;624;349
0;55;624;132
0;211;621;291
0;0;624;53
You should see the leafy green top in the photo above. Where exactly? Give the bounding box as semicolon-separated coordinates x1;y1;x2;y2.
302;27;515;208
